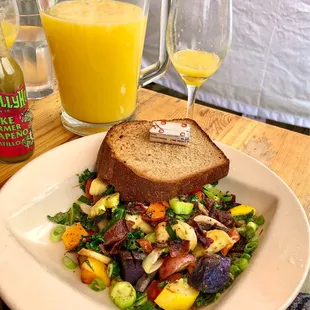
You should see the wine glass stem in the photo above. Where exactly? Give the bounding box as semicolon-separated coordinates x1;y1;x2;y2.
186;85;198;119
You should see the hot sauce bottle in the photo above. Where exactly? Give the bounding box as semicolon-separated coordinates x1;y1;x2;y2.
0;25;34;163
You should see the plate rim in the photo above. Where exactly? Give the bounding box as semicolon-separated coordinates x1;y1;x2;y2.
0;133;309;310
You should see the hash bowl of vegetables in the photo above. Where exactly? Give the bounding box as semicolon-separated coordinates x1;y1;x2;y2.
48;169;265;310
1;134;309;310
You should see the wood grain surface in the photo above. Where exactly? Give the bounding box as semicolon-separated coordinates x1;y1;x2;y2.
0;88;309;220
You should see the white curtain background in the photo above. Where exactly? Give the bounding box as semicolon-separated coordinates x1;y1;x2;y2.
142;0;310;128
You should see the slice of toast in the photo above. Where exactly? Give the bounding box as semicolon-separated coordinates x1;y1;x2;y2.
96;119;229;202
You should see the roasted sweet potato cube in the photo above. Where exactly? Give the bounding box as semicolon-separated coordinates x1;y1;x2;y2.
61;223;88;251
80;257;110;287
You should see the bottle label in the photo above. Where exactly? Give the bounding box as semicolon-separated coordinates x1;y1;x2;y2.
0;86;34;158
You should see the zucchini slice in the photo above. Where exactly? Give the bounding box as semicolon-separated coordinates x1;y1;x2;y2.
110;281;136;309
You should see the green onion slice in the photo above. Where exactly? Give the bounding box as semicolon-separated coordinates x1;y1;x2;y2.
244;241;258;254
62;256;77;270
51;225;66;243
233;258;248;271
89;278;106;292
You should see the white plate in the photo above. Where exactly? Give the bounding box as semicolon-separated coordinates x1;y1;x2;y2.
0;133;309;310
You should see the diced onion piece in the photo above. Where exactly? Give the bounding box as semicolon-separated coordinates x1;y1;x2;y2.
197;202;209;216
78;248;112;265
79;203;91;215
89;278;106;292
62;255;77;270
142;248;164;274
51;225;65;243
97;218;109;231
194;215;228;229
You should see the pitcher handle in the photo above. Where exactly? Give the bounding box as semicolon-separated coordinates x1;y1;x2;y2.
139;0;171;87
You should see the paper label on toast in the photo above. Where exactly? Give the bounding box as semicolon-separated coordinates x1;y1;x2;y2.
149;121;190;146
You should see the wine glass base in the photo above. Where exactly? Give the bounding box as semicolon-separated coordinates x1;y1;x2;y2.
27;87;54;100
61;111;135;136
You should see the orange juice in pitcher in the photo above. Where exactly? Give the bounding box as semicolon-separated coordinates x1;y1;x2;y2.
38;0;169;135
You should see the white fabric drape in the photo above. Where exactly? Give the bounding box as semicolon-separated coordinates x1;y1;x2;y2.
142;0;310;128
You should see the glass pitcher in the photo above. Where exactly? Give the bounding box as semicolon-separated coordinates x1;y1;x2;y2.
36;0;170;135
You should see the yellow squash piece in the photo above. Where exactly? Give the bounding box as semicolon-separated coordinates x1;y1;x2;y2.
230;205;256;216
206;229;233;254
155;279;199;310
61;223;88;251
80;257;110;287
89;192;120;218
192;243;206;258
192;230;233;257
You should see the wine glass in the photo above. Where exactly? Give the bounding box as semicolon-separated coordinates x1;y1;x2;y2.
166;0;232;118
0;0;19;48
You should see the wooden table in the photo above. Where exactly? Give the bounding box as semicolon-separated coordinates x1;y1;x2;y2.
0;88;310;308
1;88;309;219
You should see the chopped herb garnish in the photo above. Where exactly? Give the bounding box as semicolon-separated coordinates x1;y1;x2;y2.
85;259;94;272
187;194;199;202
165;208;175;219
166;223;178;240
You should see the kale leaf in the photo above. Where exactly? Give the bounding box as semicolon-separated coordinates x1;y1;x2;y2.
47;212;68;225
47;203;102;232
126;300;158;310
233;210;255;223
102;204;126;234
75;232;105;253
125;229;145;251
195;292;220;307
78;168;96;192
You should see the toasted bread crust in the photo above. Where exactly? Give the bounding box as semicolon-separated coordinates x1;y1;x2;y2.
96;119;229;202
